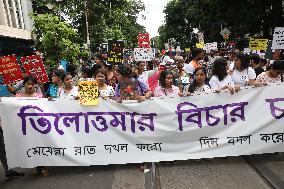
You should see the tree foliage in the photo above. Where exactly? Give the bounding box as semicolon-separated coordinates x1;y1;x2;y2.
159;0;284;49
32;0;146;51
32;13;81;67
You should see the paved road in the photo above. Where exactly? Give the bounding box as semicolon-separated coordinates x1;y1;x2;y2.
1;155;284;189
0;165;146;189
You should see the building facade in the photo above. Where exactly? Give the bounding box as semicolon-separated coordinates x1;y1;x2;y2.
0;0;33;57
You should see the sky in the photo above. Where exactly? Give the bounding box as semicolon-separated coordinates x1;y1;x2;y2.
137;0;170;38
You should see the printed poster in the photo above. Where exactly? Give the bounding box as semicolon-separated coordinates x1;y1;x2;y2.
78;81;99;105
249;38;268;51
21;55;49;83
138;33;150;48
107;40;124;64
0;55;23;84
134;48;153;61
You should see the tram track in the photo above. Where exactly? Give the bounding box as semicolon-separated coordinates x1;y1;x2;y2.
243;155;284;189
149;154;284;189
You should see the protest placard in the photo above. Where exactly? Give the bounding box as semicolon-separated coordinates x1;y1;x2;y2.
272;27;284;49
196;43;204;49
21;55;49;83
78;81;99;105
138;33;150;48
184;48;190;52
134;48;154;61
107;40;124;64
0;55;23;84
249;38;268;50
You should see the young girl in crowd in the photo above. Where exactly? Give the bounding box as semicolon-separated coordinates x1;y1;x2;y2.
186;67;211;95
15;76;49;176
46;70;65;99
94;69;115;98
231;53;256;87
209;58;239;94
255;60;284;85
154;70;181;97
58;72;79;99
15;76;43;98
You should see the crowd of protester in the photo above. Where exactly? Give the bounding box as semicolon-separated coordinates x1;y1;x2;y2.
0;47;284;179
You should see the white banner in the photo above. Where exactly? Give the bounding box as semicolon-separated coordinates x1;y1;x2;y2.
134;48;153;61
1;84;284;168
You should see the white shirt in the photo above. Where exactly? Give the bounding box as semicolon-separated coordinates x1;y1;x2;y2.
231;67;256;87
58;86;79;99
100;86;115;98
209;75;234;91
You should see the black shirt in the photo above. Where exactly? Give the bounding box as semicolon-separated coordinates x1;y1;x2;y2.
254;66;264;77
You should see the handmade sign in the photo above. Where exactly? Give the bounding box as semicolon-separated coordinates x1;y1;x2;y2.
78;81;99;105
249;38;268;51
184;48;190;52
134;48;153;61
196;43;204;49
138;33;150;48
101;43;108;55
107;40;124;64
0;55;23;84
197;32;204;43
204;42;218;52
21;55;49;83
1;84;284;168
272;27;284;50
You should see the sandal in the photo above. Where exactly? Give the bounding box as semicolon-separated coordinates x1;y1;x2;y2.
41;167;49;177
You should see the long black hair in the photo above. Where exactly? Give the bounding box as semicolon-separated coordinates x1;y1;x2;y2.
212;58;228;81
188;67;207;93
23;75;38;85
159;70;175;88
236;53;250;70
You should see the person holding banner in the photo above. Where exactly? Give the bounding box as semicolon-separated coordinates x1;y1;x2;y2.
114;65;151;102
58;73;79;99
185;67;211;95
255;60;284;86
46;70;65;99
15;76;43;98
209;58;239;94
231;53;256;87
154;70;181;97
94;69;115;98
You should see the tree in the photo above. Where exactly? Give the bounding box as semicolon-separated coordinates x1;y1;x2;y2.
32;0;146;50
159;0;284;49
32;13;81;68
